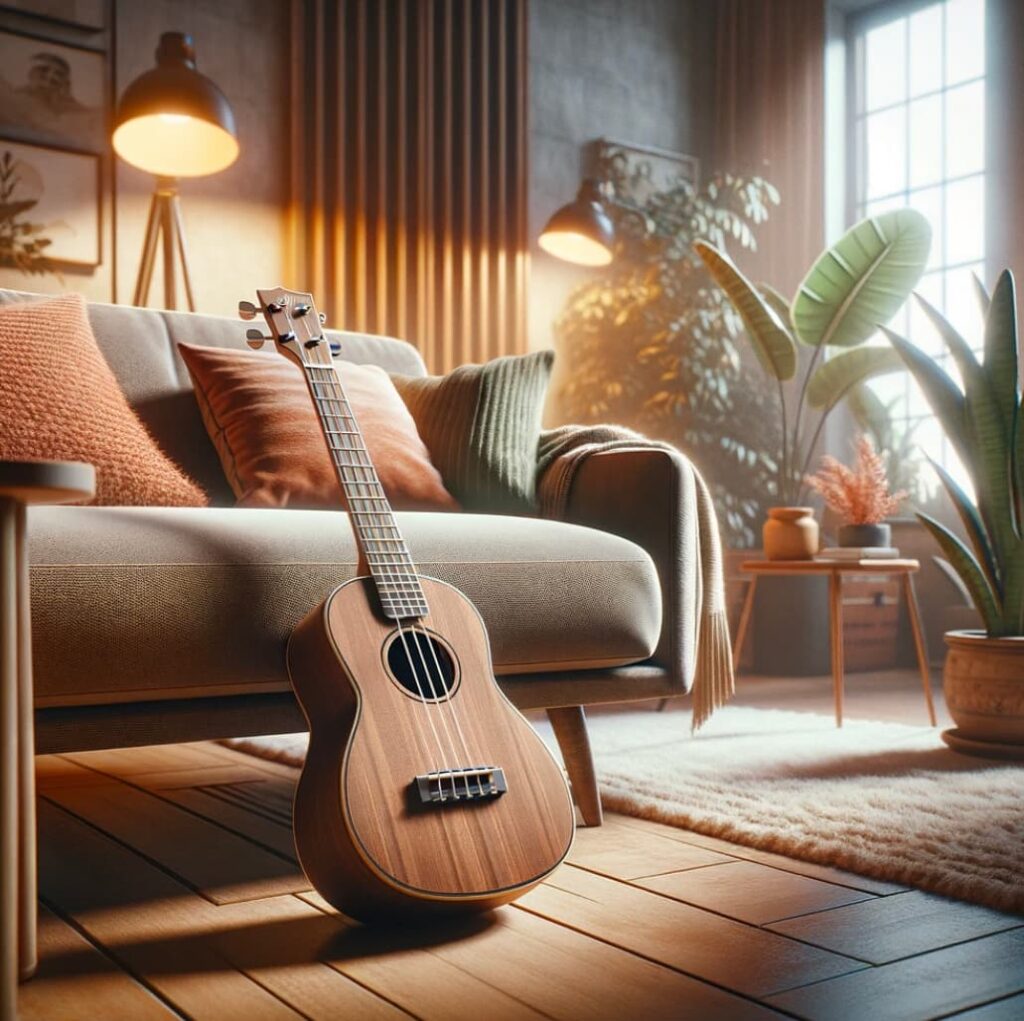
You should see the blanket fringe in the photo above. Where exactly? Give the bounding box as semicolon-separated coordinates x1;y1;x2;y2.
690;610;735;734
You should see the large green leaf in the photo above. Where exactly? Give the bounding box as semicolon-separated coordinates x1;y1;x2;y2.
914;293;980;385
983;270;1019;429
694;241;797;380
792;209;931;348
927;456;999;597
806;347;905;409
917;511;1002;633
881;326;970;466
758;283;794;334
972;272;990;318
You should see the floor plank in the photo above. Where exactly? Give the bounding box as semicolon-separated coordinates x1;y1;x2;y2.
949;992;1024;1019
767;928;1024;1021
43;779;307;904
611;811;911;895
518;863;866;996
767;890;1024;964
18;905;179;1021
638;859;875;925
65;744;228;777
568;814;735;879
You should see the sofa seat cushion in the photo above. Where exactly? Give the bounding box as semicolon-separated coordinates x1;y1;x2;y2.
27;507;661;707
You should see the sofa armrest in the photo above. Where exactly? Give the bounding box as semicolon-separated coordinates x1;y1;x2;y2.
540;443;699;693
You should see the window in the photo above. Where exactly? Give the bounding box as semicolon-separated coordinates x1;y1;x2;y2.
849;0;986;485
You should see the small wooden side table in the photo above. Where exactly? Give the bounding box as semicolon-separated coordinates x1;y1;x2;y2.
733;558;937;729
0;460;94;1021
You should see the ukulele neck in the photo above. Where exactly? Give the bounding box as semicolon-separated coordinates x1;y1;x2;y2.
303;361;429;620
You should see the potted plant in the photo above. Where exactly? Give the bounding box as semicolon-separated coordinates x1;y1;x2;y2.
806;434;906;549
695;209;931;559
884;270;1024;757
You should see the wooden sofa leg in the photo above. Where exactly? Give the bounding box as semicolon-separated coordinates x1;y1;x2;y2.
546;706;603;827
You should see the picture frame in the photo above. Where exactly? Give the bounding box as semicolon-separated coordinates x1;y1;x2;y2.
0;136;101;269
0;0;105;32
0;28;106;152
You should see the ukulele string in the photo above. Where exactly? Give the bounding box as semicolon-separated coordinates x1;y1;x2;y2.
310;355;466;799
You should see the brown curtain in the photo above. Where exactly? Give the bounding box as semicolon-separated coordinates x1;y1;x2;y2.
713;0;825;297
288;0;528;373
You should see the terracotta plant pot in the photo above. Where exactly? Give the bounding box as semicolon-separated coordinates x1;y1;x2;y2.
942;630;1024;758
762;507;818;561
837;522;891;548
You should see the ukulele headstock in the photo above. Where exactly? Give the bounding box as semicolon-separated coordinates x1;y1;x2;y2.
238;287;329;369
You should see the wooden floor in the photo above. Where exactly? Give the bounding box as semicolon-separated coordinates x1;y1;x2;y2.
21;676;1024;1021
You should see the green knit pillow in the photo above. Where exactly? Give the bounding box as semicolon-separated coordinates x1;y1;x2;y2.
391;350;554;515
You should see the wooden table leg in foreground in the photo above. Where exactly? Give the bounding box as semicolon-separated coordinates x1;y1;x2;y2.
903;573;938;726
1;499;19;1021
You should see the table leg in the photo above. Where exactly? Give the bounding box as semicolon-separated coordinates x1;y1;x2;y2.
15;503;35;981
829;571;845;728
903;573;937;727
1;500;18;1020
732;576;757;669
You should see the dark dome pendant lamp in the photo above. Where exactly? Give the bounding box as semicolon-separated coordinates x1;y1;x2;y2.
113;32;238;311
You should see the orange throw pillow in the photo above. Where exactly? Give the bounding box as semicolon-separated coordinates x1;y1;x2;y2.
178;343;458;511
0;294;206;506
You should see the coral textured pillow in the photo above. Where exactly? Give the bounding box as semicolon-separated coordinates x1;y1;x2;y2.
0;294;206;506
178;342;458;511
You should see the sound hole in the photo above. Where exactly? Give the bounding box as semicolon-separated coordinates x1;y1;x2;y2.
386;629;458;701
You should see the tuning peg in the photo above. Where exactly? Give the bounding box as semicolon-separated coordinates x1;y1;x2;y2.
246;328;270;349
294;304;311;317
238;300;258;321
318;312;327;325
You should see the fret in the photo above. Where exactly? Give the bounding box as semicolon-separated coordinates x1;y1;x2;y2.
301;361;427;619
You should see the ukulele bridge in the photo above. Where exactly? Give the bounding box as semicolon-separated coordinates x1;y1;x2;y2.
414;766;507;805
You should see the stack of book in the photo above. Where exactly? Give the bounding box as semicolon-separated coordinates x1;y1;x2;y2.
816;547;900;560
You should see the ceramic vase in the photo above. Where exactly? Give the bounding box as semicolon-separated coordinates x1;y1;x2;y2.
762;507;819;561
837;522;891;548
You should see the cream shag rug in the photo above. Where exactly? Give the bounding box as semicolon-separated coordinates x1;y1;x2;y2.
227;706;1024;914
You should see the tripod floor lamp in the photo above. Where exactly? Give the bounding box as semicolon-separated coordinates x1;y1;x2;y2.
112;32;239;311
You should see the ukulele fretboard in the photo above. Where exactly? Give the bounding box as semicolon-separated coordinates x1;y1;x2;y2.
304;362;429;619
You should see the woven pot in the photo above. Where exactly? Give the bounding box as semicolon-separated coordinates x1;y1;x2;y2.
942;630;1024;758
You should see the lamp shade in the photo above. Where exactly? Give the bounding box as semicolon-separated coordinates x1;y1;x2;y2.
538;179;614;266
113;32;239;178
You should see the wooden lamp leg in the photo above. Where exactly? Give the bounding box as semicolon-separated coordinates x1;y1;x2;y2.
546;706;602;827
829;571;845;728
903;573;937;726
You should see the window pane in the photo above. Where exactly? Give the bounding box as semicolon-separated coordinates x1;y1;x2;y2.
866;107;907;198
865;18;907;110
944;262;987;344
909;5;943;96
945;80;985;179
945;0;985;86
945;175;984;264
908;186;943;268
909;94;942;188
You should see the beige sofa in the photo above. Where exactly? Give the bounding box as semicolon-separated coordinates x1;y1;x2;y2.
3;289;700;826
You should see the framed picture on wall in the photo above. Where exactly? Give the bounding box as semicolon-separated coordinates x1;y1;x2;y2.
0;1;105;31
0;29;106;152
0;138;100;268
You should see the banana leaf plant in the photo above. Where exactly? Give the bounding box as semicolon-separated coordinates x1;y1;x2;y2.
695;209;931;504
884;270;1024;638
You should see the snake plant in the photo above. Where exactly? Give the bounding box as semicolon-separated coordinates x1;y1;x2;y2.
884;270;1024;637
695;209;931;503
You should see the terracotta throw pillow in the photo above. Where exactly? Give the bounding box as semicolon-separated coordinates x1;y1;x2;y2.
0;294;206;506
391;350;554;515
178;342;458;511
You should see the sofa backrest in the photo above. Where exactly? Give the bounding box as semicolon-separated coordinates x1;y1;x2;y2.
0;289;427;503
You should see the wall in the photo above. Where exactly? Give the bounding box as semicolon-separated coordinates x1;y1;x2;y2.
527;0;716;418
0;0;289;318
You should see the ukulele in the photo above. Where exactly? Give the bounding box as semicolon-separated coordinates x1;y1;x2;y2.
240;287;575;921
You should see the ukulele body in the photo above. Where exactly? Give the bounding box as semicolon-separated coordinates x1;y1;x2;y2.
287;574;576;921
